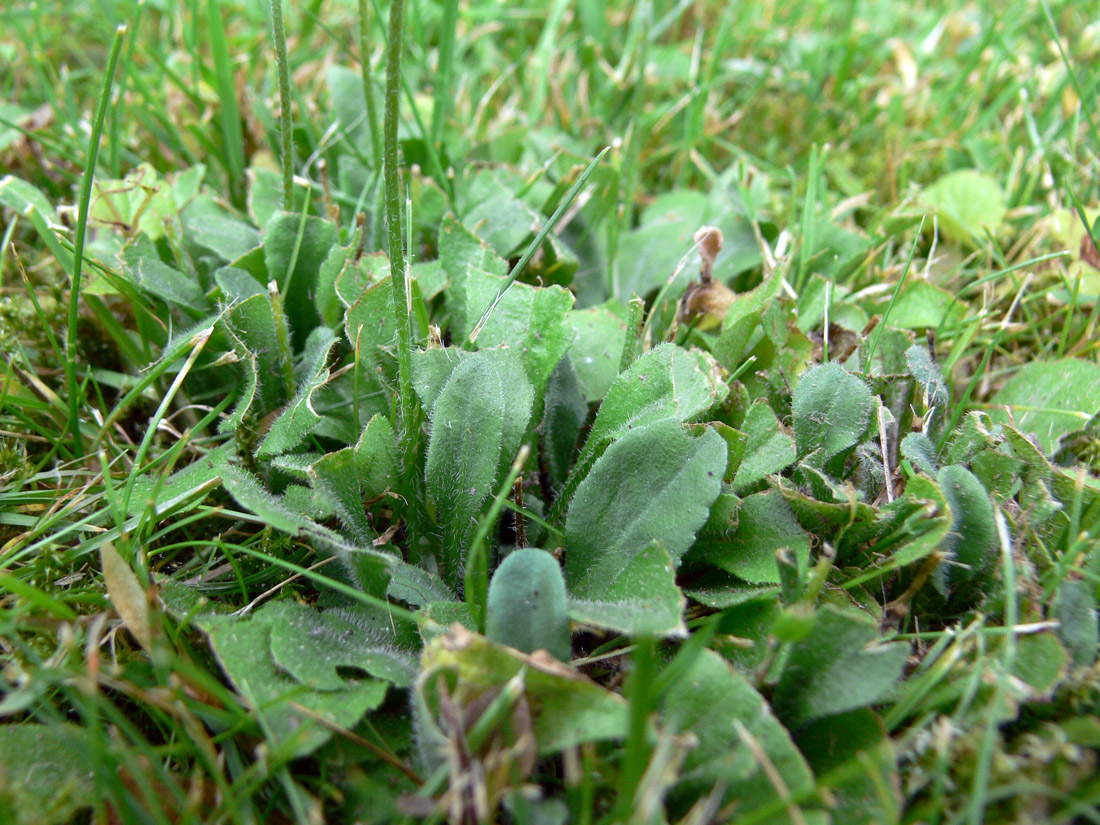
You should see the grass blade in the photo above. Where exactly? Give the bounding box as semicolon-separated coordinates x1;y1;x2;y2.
64;22;127;460
206;0;246;206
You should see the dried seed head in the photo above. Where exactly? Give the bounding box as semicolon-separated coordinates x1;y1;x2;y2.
693;225;724;283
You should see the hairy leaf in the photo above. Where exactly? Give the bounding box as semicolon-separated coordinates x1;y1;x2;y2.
566;419;725;595
989;359;1100;455
420;624;629;754
199;612;387;757
695;489;810;584
772;605;909;727
567;541;686;638
257;326;338;457
733;399;797;493
263;601;417;689
425;349;534;588
487;548;571;661
792;362;873;466
565;306;627;403
661;649;822;821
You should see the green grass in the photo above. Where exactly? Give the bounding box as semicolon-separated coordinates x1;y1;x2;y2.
1;1;1099;824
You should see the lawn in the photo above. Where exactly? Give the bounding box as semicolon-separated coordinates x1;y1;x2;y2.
1;0;1099;823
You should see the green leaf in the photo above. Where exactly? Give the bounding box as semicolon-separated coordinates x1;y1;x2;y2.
411;346;469;416
565;306;627;403
1013;631;1070;698
542;356;588;489
340;258;401;381
256;326;338;458
660;650;821;822
695;490;810;584
800;216;872;284
335;251;386;308
461;170;541;256
900;432;939;476
1053;579;1099;668
795;709;899;825
907;344;950;436
878;280;965;331
867;475;952;576
733;399;797;493
199;611;387;757
565;419;725;594
263;211;339;350
942;410;997;467
326;65;378;162
0;723;95;825
617;189;760;301
262;601;417;689
714;266;784;370
218;464;395;579
126;444;231;517
934;465;997;594
487;548;571;661
170;164;205;210
567;541;686;638
919;169;1006;246
791;361;873;466
183;196;261;262
772;604;909;727
439;211;507;287
219;297;289;430
0;175;72;270
988;359;1100;455
0;173;60;223
454;266;576;392
388;562;457;607
315;234;354;328
425;348;534;588
119;235;209;313
354;413;400;495
308;415;397;548
421;624;629;754
88;163;176;241
575;343;727;477
247;166;284;229
420;600;477;641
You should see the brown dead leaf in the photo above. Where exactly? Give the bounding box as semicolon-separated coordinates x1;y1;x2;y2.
100;540;153;651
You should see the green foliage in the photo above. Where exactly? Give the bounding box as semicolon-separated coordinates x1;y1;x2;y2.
567;540;687;638
988;359;1100;455
486;548;571;661
661;649;822;821
0;724;95;825
732;398;798;492
420;624;630;755
198;607;389;757
792;361;874;469
424;348;534;588
919;169;1007;247
772;605;910;728
934;464;998;595
3;0;1099;822
565;419;726;593
695;489;811;584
